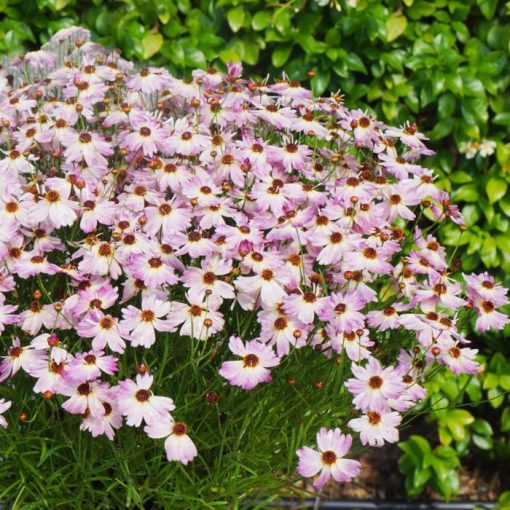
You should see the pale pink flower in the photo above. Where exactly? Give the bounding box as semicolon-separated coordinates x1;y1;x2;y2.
0;337;45;381
120;295;172;348
345;357;405;412
296;428;361;489
80;400;123;440
219;336;280;390
348;410;402;447
473;298;510;332
0;398;12;428
76;310;128;353
61;131;113;167
166;301;224;340
68;351;118;382
59;379;112;418
117;373;175;427
145;416;198;465
30;178;77;229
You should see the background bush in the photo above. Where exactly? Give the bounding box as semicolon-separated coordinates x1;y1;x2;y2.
1;0;509;500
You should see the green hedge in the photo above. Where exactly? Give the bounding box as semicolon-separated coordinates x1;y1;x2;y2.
1;0;509;280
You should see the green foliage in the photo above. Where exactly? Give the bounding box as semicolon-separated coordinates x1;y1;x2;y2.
402;348;510;499
398;435;460;500
0;336;356;508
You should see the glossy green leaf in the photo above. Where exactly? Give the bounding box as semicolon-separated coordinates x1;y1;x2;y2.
486;177;508;204
386;14;408;42
141;32;163;59
271;44;292;67
227;6;246;33
494;113;510;126
251;10;271;31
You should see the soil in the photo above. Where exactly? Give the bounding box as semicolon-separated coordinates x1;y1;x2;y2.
320;444;502;502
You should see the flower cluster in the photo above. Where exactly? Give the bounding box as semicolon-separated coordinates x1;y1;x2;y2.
458;139;497;159
0;27;508;488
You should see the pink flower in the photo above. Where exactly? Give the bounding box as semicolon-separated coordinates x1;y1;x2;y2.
436;341;479;375
348;410;402;446
145;416;198;465
61;131;113;167
0;337;45;382
464;272;508;306
80;400;123;440
166;301;224;340
219;336;280;390
473;298;510;332
120;295;172;348
59;379;112;418
282;291;325;325
0;398;11;428
318;292;366;333
345;357;405;412
30;178;77;229
120;113;167;156
296;428;361;489
181;256;234;305
235;266;287;308
129;252;178;287
78;241;122;280
117;373;175;427
76;310;128;353
68;351;118;382
0;302;19;334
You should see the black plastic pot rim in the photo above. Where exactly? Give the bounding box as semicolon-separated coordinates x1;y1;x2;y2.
261;499;496;510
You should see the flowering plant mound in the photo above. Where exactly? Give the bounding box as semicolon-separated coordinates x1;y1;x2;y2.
0;27;508;506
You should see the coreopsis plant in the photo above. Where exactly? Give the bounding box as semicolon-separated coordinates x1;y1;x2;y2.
0;27;508;507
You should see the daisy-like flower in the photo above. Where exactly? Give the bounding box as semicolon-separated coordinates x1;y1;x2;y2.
68;350;118;382
282;291;325;325
78;240;122;280
345;357;405;412
313;227;356;266
0;301;19;334
473;298;510;332
13;252;60;279
166;300;224;340
366;304;405;331
436;341;479;375
296;428;361;489
117;373;175;427
348;410;402;447
31;178;77;229
145;415;198;465
76;310;128;353
318;292;366;333
80;400;123;440
59;379;112;418
464;272;508;307
18;300;56;335
385;122;428;149
144;201;192;237
0;399;12;428
181;256;234;305
235;266;288;308
0;337;45;381
61;131;113;167
130;252;178;288
121;113;167;157
120;295;172;348
219;336;280;390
